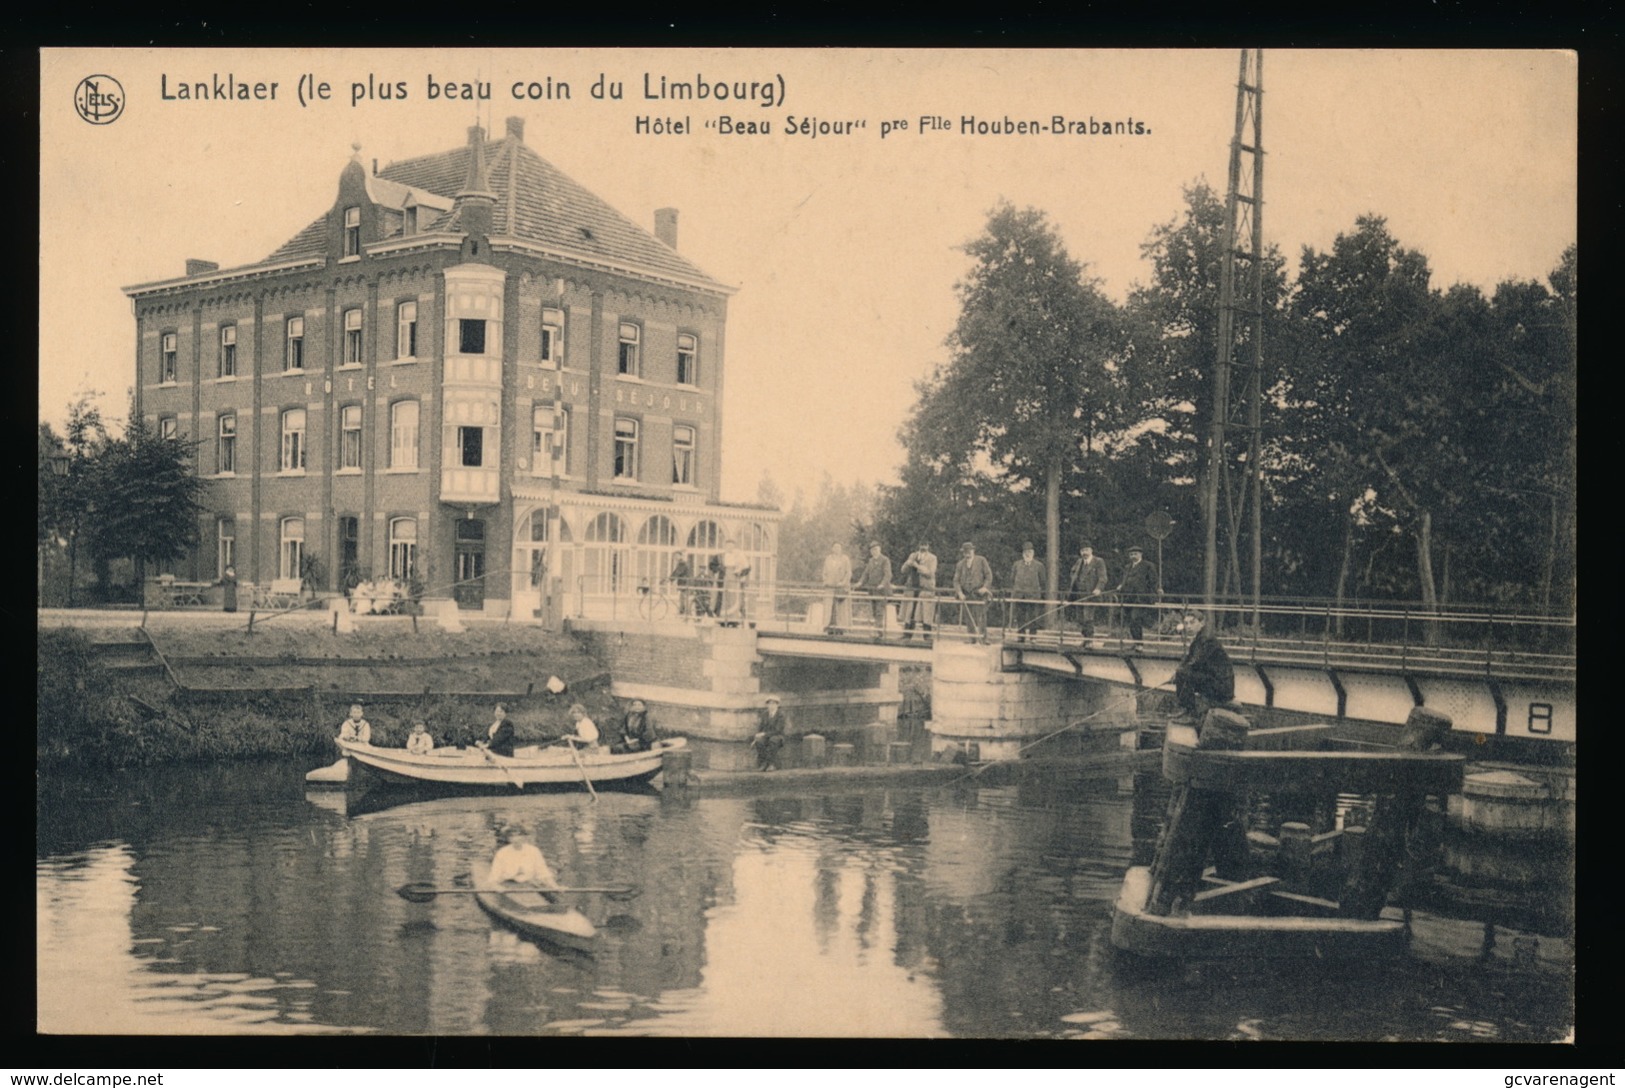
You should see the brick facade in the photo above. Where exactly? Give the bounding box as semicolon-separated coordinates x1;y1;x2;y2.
127;120;778;612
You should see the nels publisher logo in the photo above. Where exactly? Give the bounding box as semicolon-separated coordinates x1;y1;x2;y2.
74;74;125;125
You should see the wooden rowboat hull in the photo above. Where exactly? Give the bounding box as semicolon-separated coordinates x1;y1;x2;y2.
1109;866;1408;959
334;737;685;791
472;868;598;952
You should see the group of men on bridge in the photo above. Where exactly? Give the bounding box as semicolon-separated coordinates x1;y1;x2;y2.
814;538;1166;647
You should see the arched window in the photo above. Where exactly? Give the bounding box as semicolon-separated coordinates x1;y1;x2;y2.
279;517;305;581
389;517;417;581
637;514;679;587
585;512;628;593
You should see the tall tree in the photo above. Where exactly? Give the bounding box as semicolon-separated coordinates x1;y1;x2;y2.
916;203;1123;596
84;419;209;591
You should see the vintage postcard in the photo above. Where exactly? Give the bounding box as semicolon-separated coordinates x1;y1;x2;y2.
37;48;1576;1044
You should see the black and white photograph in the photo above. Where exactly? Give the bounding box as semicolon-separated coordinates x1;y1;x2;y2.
37;47;1576;1042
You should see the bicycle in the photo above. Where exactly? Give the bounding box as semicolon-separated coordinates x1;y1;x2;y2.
636;578;675;621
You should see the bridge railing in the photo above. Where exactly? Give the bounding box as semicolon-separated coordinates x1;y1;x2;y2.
565;576;1576;681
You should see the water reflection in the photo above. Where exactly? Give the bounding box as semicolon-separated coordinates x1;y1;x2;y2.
36;760;1573;1039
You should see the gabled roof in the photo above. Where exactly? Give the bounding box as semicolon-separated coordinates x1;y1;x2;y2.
263;134;726;292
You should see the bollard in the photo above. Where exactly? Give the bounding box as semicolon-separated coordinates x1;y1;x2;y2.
1279;822;1313;881
1146;707;1252;914
661;745;694;790
830;742;856;767
802;733;827;767
888;741;913;765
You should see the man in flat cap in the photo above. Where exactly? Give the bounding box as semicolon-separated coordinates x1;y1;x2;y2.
853;540;893;632
1008;541;1047;642
752;695;788;771
952;541;994;644
1115;544;1160;650
898;540;938;640
1066;542;1109;647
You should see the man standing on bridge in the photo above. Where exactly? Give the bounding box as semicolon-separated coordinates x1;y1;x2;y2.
1008;541;1047;641
1065;542;1108;646
898;541;938;640
1173;610;1235;723
1116;545;1160;650
953;541;994;645
853;541;893;632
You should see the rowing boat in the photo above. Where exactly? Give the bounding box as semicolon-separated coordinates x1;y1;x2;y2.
471;865;598;952
333;736;686;790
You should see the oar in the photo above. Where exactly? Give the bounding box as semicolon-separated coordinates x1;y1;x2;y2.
478;744;524;790
562;737;599;801
396;881;639;903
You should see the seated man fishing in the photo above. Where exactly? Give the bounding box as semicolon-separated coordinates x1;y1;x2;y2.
1173;610;1236;723
488;825;558;889
611;699;657;755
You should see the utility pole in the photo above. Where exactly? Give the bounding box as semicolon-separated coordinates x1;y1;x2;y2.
1204;48;1266;627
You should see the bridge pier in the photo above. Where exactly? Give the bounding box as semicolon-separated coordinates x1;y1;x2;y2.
927;641;1133;761
568;619;903;765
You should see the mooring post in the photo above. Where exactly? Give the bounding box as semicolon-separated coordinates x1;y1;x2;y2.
1145;707;1251;915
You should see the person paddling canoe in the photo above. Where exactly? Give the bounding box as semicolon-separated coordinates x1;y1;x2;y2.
488;825;558;889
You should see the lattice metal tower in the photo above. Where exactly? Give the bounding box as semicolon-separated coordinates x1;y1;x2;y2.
1203;48;1266;623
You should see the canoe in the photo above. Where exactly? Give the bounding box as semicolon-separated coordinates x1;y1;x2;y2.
471;865;597;952
334;736;686;790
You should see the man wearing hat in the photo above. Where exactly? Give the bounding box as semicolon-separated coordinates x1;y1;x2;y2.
952;541;994;644
1116;544;1160;649
1008;542;1047;641
898;541;938;639
852;540;893;631
1066;542;1109;646
752;695;788;771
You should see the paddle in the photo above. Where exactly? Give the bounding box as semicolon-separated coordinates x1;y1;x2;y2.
477;743;524;790
560;736;599;801
396;881;639;903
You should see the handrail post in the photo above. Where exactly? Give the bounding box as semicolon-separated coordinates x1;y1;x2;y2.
1400;609;1410;673
1322;601;1331;668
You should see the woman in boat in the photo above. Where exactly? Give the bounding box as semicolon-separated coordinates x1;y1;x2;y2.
561;703;601;749
405;719;435;754
477;704;517;758
610;699;657;755
338;703;372;745
488;825;558;888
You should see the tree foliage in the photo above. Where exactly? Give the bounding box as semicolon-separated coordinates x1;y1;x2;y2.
894;203;1124;593
876;191;1575;616
38;399;210;600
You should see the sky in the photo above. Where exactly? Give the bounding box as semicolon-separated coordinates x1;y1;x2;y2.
40;48;1576;505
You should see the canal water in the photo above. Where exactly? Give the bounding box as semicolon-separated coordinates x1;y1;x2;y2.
36;760;1573;1040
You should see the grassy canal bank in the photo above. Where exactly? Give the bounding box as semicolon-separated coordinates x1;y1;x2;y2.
37;619;621;771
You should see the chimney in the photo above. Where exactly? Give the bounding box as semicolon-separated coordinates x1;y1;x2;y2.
654;208;678;249
186;259;219;277
505;116;525;142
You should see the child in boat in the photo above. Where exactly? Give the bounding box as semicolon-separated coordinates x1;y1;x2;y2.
489;826;558;888
338;703;372;745
406;719;434;754
562;704;601;749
